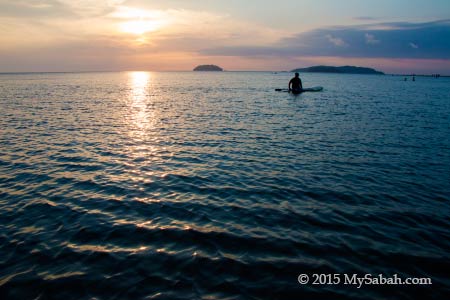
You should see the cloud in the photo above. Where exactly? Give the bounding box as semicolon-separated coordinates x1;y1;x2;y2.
354;16;378;21
0;0;131;19
0;3;285;71
365;33;380;44
58;0;127;17
1;2;449;73
325;34;348;47
0;0;75;18
201;19;450;60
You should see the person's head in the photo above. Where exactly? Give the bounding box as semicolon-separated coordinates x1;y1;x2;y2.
295;72;299;77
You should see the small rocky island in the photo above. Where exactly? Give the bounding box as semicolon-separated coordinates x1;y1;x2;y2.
291;65;384;75
193;64;223;71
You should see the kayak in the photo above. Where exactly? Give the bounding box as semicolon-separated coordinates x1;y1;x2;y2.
275;86;323;93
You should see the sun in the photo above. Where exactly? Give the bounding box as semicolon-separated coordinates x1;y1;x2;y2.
114;7;168;35
120;19;163;35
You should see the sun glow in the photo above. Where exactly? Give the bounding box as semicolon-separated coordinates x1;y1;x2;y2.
120;19;164;35
114;7;168;35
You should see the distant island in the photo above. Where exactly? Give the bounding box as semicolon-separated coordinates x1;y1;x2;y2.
193;64;223;71
291;65;384;75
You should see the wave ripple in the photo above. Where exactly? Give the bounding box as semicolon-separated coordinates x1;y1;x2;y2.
1;72;449;299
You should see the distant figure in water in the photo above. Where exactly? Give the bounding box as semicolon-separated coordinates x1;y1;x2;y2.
289;72;303;94
412;76;416;81
404;77;408;81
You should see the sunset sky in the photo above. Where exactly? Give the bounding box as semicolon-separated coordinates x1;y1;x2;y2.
1;0;449;73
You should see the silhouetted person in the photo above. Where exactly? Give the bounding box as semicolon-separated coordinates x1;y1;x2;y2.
289;72;303;94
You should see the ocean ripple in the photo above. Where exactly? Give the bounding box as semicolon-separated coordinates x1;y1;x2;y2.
1;72;449;299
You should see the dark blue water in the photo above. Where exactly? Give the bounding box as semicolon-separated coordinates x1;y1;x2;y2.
0;72;449;299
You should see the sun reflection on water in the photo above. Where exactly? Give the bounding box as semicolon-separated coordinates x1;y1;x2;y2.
126;73;186;237
128;71;152;133
125;71;169;183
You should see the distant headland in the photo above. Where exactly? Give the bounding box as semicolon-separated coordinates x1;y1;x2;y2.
291;65;384;75
193;64;223;71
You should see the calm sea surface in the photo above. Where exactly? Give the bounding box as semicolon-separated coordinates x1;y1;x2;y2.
0;72;449;299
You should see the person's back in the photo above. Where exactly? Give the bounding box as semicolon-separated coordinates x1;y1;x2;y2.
289;73;303;93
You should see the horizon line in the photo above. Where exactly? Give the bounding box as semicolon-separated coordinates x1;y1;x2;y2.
1;70;449;76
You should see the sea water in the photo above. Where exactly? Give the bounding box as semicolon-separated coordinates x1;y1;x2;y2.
0;71;449;299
